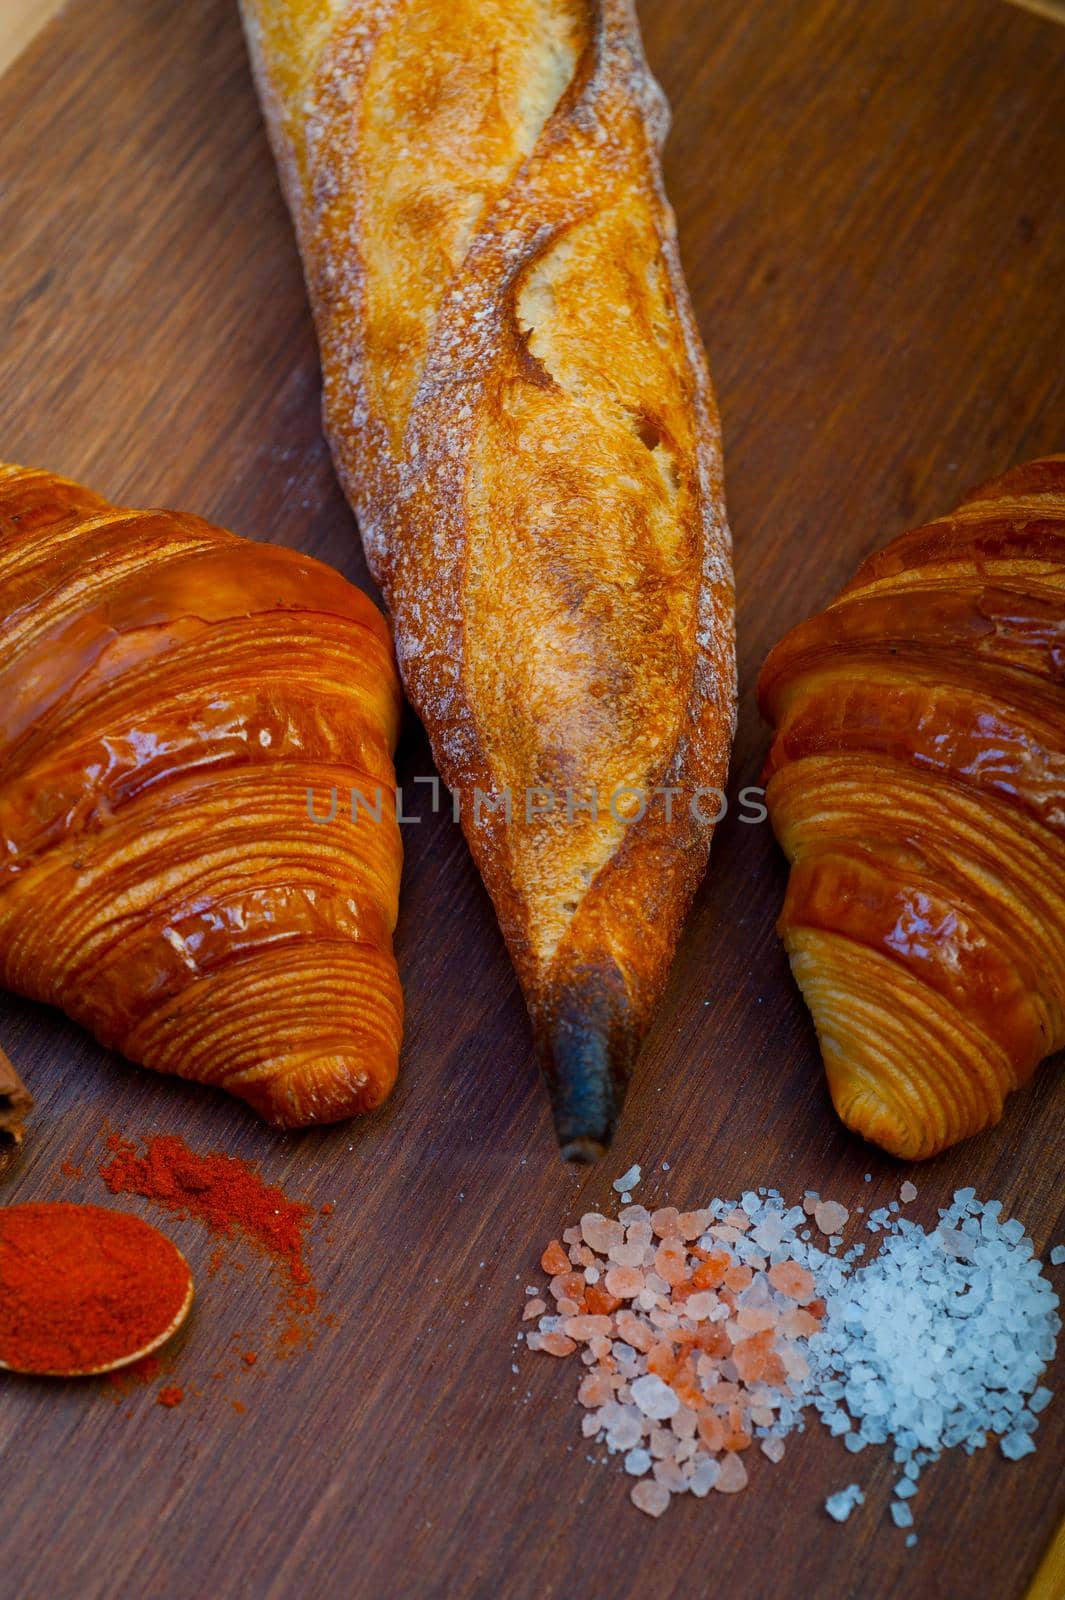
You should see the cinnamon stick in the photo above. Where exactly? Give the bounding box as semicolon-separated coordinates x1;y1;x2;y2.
0;1047;32;1177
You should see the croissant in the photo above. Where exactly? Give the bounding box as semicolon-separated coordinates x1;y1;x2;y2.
240;0;737;1157
759;457;1065;1159
0;464;403;1127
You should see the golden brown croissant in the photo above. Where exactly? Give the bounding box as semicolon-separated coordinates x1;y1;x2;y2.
0;464;403;1127
240;0;736;1157
759;457;1065;1159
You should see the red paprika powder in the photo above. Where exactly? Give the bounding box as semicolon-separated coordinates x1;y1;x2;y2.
0;1204;191;1375
98;1133;316;1324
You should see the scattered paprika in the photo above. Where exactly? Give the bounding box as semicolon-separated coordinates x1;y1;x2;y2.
98;1133;319;1361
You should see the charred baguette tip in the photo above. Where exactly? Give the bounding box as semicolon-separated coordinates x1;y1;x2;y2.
542;969;638;1162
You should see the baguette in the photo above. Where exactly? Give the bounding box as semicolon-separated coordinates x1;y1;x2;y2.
240;0;736;1157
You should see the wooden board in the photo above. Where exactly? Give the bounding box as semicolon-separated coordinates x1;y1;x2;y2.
0;1;1063;1596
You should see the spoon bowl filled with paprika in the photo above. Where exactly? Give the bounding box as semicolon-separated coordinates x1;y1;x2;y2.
0;1203;193;1377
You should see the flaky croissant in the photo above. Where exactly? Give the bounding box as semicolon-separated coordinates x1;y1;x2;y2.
0;464;403;1127
759;457;1065;1159
240;0;736;1157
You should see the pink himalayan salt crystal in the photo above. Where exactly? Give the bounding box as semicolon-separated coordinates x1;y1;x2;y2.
802;1192;820;1216
532;1331;576;1357
579;1372;614;1407
522;1297;547;1320
615;1311;655;1352
653;1458;689;1493
523;1189;844;1518
678;1210;711;1240
581;1213;624;1253
813;1199;849;1235
654;1242;689;1286
631;1479;671;1518
901;1181;918;1203
737;1305;778;1333
563;1315;613;1341
715;1453;749;1493
650;1207;683;1239
608;1240;646;1268
779;1306;821;1338
549;1272;582;1301
604;1266;646;1298
767;1261;816;1302
672;1405;697;1440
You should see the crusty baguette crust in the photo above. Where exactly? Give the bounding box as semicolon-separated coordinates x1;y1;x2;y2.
241;0;736;1154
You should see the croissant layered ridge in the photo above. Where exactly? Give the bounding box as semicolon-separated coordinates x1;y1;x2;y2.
241;0;737;1154
0;464;404;1127
759;457;1065;1159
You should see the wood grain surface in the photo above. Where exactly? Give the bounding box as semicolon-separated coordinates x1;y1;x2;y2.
0;2;1063;1598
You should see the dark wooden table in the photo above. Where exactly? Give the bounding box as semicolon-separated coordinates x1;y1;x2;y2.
0;2;1062;1596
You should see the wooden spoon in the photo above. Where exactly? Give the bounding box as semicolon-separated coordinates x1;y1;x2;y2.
0;1202;194;1377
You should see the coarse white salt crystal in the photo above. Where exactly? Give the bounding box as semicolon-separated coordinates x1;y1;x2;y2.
890;1501;914;1529
632;1374;679;1420
825;1484;864;1522
900;1182;918;1203
1050;1245;1065;1266
613;1164;641;1192
630;1479;670;1517
607;1416;643;1452
1000;1431;1037;1461
624;1448;651;1476
688;1456;720;1496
